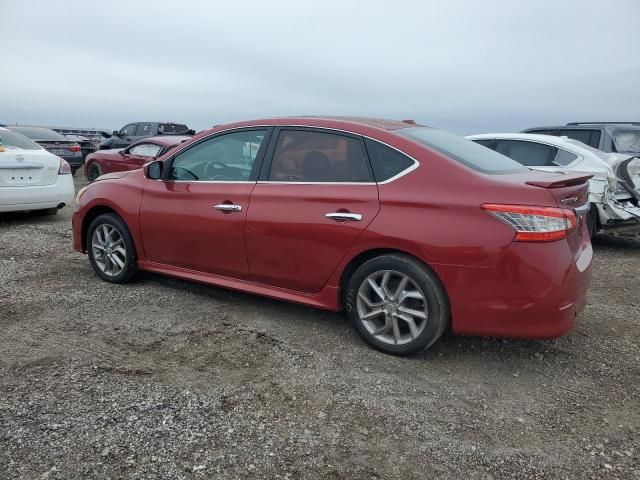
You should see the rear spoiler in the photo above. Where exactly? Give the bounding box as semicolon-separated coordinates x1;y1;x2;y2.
526;173;593;189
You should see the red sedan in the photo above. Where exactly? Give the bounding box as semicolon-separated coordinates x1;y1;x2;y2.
72;117;593;354
83;135;191;182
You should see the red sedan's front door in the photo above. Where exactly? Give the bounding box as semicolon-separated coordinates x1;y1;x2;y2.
138;129;270;279
245;128;380;293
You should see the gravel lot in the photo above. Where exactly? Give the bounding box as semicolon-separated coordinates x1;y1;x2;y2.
1;174;639;479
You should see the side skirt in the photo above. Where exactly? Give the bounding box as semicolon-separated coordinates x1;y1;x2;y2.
137;261;342;311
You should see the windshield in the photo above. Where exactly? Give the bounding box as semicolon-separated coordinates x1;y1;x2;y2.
396;127;528;174
0;129;42;150
611;129;640;153
10;126;68;141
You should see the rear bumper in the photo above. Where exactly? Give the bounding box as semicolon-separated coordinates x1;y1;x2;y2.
436;237;593;339
0;175;75;212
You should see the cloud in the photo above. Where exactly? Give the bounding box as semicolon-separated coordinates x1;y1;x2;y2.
1;0;638;134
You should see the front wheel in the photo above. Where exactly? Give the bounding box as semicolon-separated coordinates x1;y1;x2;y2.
87;213;137;283
344;254;449;355
86;162;102;182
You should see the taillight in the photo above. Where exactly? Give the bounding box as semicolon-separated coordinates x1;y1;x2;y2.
58;158;72;175
68;144;81;153
481;204;577;242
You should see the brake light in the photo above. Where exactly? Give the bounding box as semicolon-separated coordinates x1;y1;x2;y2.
58;158;72;175
481;204;577;242
68;144;81;153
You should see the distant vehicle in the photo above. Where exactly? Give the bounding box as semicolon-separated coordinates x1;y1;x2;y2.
100;122;193;150
467;133;640;238
522;122;640;156
0;127;74;215
63;134;97;160
84;135;191;182
8;126;83;175
73;117;593;355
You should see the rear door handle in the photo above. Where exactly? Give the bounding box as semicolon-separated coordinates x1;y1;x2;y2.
214;204;242;212
325;212;362;222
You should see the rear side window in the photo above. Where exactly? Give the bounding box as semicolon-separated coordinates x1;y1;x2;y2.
396;127;527;174
558;129;601;148
495;140;557;167
364;138;415;181
269;130;373;182
553;149;579;167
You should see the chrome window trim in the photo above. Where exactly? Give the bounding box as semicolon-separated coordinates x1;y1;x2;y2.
164;124;420;186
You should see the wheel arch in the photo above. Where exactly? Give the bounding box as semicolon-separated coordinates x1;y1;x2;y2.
338;247;450;311
82;206;135;254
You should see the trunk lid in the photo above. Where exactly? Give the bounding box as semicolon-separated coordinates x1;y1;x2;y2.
0;148;60;187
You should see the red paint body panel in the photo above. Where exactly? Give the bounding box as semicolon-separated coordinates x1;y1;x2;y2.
72;117;593;340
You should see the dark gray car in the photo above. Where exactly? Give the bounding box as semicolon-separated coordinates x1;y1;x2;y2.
8;126;84;174
522;122;640;156
100;122;192;150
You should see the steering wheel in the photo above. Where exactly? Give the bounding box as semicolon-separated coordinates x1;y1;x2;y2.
203;161;231;179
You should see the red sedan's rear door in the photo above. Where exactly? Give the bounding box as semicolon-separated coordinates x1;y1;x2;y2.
245;128;380;293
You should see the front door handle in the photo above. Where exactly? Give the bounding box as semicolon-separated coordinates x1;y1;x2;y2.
214;204;242;212
325;212;362;222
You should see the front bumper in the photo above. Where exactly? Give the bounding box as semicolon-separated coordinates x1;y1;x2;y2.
0;174;75;212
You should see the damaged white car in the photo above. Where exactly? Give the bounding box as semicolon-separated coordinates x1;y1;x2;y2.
466;133;640;237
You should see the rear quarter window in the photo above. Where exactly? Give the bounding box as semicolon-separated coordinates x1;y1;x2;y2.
364;139;415;181
397;127;528;174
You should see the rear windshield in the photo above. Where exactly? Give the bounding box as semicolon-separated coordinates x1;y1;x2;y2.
159;123;188;134
10;126;67;141
0;129;42;150
396;127;528;174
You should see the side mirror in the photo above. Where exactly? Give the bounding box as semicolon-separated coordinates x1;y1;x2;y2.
118;150;126;156
112;130;120;137
146;160;163;180
186;129;196;135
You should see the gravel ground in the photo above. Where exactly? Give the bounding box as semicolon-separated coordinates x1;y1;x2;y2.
1;174;639;479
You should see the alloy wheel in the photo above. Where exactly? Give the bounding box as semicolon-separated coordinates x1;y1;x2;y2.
91;224;126;277
356;270;428;345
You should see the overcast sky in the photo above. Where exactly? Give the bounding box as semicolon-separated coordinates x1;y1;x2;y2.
1;0;638;134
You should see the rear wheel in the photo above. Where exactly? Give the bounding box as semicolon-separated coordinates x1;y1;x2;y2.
344;254;449;355
87;213;137;283
87;162;102;182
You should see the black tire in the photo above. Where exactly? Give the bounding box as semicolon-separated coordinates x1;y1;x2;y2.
33;207;58;216
587;204;598;239
344;254;449;355
87;213;138;284
87;162;102;183
71;168;78;177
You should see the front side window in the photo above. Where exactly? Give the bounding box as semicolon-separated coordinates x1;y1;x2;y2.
121;124;137;137
364;138;415;182
397;127;527;174
129;143;162;157
494;140;558;167
135;123;155;136
269;130;372;182
169;130;267;181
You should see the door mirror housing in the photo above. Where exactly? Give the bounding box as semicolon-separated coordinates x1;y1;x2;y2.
146;160;163;180
112;130;121;137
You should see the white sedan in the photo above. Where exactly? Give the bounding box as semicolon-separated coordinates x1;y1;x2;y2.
466;133;640;237
0;127;75;214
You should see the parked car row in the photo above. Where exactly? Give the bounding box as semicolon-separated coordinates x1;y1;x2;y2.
468;122;640;238
72;116;594;355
